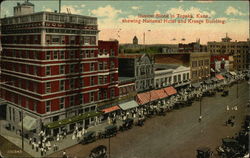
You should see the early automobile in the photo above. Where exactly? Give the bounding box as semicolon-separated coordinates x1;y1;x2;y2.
119;118;134;131
196;147;213;158
221;90;229;97
89;145;107;158
100;125;118;138
80;131;96;144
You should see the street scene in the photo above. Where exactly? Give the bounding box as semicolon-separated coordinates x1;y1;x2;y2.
0;0;249;158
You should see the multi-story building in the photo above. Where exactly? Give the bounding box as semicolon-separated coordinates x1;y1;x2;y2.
178;40;207;53
118;54;154;92
210;54;230;74
0;1;119;138
190;52;210;83
207;35;249;71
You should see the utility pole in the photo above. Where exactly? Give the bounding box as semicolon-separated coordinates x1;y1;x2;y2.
21;108;24;151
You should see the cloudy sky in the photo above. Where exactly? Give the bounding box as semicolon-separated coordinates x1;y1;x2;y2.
1;0;249;44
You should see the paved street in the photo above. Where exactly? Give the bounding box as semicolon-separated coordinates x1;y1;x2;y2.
49;81;249;158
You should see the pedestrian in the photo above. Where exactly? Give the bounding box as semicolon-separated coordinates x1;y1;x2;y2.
63;151;67;158
53;144;56;151
77;131;81;141
72;132;76;140
44;148;47;155
56;134;60;142
40;147;44;156
81;128;85;136
32;141;35;149
35;143;39;152
29;137;32;144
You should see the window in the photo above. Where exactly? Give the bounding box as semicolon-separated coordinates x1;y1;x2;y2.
99;76;103;84
90;92;94;102
104;62;108;69
70;36;75;44
34;101;37;112
90;77;94;85
98;91;102;100
46;66;51;75
99;62;103;70
111;88;115;98
70;64;75;73
110;61;115;69
79;64;83;72
70;96;74;106
60;98;64;109
70;79;74;89
80;51;84;58
104;76;108;83
46;101;51;112
46;52;51;60
85;50;90;57
103;90;107;99
79;94;83;104
60;65;65;74
79;79;83;87
60;51;65;59
46;82;51;93
174;75;177;83
192;71;197;78
192;61;197;67
183;73;186;80
90;63;95;71
90;50;94;57
84;36;90;45
52;35;60;43
53;51;58;59
178;75;181;82
34;66;38;76
60;80;65;91
70;51;75;59
110;49;115;56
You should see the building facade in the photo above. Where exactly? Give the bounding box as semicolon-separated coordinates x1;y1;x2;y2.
190;52;210;83
207;35;250;71
154;64;190;89
0;2;119;137
118;54;154;92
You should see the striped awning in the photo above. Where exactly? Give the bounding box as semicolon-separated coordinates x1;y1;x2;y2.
216;74;225;80
164;86;177;96
119;100;139;110
136;92;150;105
154;89;168;99
102;105;120;113
149;90;160;101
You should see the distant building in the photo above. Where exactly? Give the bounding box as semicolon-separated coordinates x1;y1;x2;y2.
210;55;230;75
154;52;210;83
133;36;138;45
118;54;154;92
14;0;35;16
207;34;249;71
178;39;207;53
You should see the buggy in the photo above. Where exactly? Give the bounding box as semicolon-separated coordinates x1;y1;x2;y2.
89;145;107;158
119;118;134;131
196;147;213;158
80;131;96;144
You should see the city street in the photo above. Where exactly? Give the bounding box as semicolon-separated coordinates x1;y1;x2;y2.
49;81;249;158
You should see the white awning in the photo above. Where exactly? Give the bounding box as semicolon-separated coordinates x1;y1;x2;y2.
119;100;139;111
229;71;237;76
211;68;215;72
18;115;37;131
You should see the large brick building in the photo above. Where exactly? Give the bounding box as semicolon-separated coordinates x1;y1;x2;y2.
207;34;250;71
0;1;118;137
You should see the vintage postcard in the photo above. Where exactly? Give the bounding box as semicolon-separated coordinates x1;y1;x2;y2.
0;0;249;158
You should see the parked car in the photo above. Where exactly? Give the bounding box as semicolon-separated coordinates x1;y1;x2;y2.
80;131;96;145
100;125;118;138
89;145;107;158
119;118;134;131
196;147;213;158
221;90;229;97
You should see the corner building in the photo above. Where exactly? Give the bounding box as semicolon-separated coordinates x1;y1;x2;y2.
0;3;118;138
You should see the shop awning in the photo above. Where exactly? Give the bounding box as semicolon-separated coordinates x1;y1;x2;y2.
215;68;220;72
229;71;237;76
119;100;139;110
18;115;37;131
216;74;225;80
45;111;102;129
102;105;120;113
205;79;212;84
223;74;231;78
211;68;215;72
154;89;168;99
164;86;177;96
136;92;150;105
149;90;160;101
191;82;201;88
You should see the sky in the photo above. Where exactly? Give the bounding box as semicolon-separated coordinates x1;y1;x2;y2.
1;0;249;44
